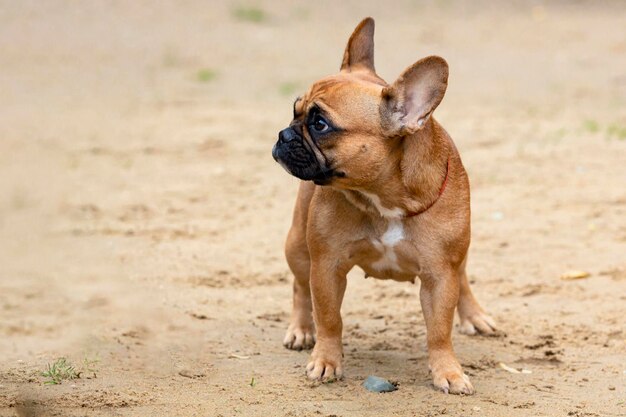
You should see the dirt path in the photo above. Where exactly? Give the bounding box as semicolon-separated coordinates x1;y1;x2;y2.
1;1;625;416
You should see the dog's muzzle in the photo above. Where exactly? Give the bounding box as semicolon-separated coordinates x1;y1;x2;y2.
272;127;335;184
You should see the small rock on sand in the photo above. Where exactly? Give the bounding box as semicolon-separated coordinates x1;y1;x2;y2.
363;376;397;393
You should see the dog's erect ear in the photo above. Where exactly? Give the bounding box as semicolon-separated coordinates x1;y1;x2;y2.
340;17;375;73
380;56;449;135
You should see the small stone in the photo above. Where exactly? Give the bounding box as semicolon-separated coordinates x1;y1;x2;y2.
178;369;205;379
560;270;590;281
363;375;397;393
608;386;615;391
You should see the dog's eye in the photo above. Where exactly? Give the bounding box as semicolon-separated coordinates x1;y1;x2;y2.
311;115;330;133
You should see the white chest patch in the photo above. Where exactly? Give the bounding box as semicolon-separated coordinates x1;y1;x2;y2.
371;220;404;271
360;192;404;219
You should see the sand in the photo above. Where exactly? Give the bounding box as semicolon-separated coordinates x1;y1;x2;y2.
1;1;625;416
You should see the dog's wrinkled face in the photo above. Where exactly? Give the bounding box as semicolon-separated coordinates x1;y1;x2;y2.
272;17;449;188
272;73;387;186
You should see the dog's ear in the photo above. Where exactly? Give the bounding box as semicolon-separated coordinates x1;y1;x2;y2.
380;56;449;135
340;17;375;73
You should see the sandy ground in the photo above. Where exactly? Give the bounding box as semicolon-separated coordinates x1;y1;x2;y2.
1;1;625;416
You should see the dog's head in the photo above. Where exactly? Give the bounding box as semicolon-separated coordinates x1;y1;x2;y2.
272;18;449;187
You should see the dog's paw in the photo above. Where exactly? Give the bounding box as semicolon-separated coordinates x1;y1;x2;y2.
432;369;474;395
283;323;315;351
458;311;497;336
305;345;343;381
430;357;474;395
306;358;343;381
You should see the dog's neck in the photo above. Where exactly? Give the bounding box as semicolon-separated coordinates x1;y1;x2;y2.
341;118;450;219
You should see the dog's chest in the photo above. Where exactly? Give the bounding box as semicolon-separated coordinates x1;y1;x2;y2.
370;220;404;270
356;220;417;281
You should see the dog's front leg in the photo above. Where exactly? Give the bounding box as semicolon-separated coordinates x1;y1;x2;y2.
420;267;474;395
305;260;347;381
283;230;315;350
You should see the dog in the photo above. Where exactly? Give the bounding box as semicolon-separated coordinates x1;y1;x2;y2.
271;17;496;395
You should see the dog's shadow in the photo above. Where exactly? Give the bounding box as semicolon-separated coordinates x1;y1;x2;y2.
343;348;430;382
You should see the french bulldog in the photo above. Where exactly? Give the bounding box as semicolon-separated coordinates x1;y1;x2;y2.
272;17;496;395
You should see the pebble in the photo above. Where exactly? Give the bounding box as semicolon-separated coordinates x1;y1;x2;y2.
363;375;397;393
178;369;206;379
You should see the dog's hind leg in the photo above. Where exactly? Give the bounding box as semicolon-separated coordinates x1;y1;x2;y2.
283;182;316;350
456;257;497;335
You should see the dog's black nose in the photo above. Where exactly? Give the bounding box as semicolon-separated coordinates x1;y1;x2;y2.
278;128;297;143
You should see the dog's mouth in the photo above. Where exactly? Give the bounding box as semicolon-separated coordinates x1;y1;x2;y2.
272;144;340;184
311;168;344;185
272;127;343;185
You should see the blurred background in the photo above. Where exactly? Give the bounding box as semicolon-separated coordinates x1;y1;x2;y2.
1;1;625;416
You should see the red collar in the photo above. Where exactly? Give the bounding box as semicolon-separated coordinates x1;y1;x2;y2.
405;156;451;218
